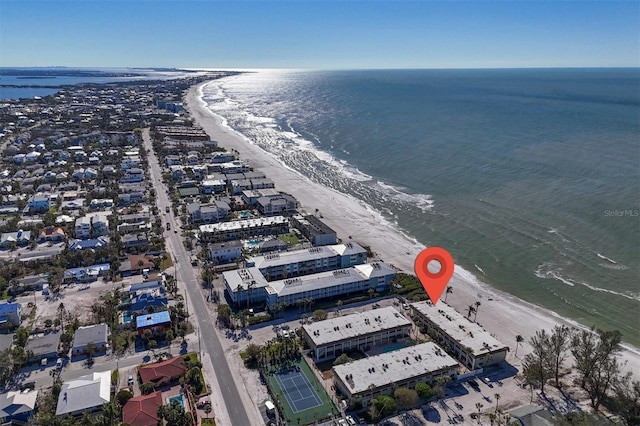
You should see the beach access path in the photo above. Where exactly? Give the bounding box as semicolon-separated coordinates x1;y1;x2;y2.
185;82;639;381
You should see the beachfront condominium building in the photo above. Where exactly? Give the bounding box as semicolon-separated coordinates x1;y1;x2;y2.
223;262;396;309
198;216;289;243
290;214;338;246
333;342;459;406
247;242;367;281
301;307;412;361
410;301;509;371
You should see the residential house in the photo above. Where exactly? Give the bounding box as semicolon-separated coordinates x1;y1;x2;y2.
91;212;110;237
122;234;149;252
55;370;111;416
187;201;230;224
209;240;242;264
0;303;21;327
11;273;49;295
72;168;86;181
129;293;168;315
119;254;155;277
127;280;164;296
0;230;31;248
38;226;66;243
121;168;144;183
0;390;38;424
84;167;98;180
165;155;182;166
135;311;171;336
27;193;50;212
25;332;61;363
211;152;235;163
257;194;297;216
71;323;109;357
74;216;92;239
68;237;109;251
122;391;163;426
89;198;114;210
138;357;187;386
201;178;226;194
118;192;144;206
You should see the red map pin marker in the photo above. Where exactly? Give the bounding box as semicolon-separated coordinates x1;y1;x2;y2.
414;247;454;305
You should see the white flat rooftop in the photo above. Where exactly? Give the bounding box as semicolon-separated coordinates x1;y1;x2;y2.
303;306;411;347
270;262;395;297
200;216;287;233
411;301;509;356
250;242;366;269
333;342;458;395
224;262;395;297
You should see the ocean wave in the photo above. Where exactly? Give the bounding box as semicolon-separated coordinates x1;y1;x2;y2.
535;262;639;301
376;181;434;213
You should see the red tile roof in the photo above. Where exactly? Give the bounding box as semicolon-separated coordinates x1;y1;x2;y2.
122;391;162;426
138;357;187;385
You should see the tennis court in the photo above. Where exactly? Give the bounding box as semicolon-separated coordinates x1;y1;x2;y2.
265;358;337;425
275;368;323;413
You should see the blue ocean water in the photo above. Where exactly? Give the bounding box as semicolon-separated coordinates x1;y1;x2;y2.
201;68;640;346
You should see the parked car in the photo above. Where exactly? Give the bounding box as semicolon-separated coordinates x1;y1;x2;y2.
56;358;63;369
346;415;357;425
128;375;134;386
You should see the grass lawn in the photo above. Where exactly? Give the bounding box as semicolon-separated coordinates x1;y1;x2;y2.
265;358;337;426
278;233;299;245
160;255;174;270
201;419;216;426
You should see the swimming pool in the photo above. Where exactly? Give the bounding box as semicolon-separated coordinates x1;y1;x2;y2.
244;238;265;249
382;343;408;353
167;395;185;408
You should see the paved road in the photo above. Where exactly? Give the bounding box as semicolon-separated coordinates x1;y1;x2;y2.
142;129;253;426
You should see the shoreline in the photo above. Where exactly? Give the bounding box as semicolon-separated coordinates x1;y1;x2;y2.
185;80;640;374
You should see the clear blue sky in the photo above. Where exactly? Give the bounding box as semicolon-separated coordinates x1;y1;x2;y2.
1;1;638;69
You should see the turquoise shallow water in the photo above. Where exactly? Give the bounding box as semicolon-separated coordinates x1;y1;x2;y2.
201;69;639;346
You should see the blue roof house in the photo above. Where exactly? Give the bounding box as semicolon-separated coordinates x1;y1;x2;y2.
136;311;171;336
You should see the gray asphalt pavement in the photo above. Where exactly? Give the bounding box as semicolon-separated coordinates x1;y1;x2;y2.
142;129;253;426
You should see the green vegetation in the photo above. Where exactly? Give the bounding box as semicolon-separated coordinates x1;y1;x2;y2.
368;395;396;422
392;273;430;302
394;387;419;410
332;353;353;366
415;382;434;400
278;233;299;245
520;325;640;423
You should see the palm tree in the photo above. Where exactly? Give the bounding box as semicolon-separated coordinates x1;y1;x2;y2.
57;302;66;330
475;402;483;424
444;286;453;303
494;393;501;411
474;301;481;322
467;305;475;320
515;335;524;357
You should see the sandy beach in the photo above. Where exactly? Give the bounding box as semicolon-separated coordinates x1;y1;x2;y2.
184;81;640;376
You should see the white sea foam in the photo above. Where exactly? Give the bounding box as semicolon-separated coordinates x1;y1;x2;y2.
376;181;434;213
597;253;617;264
535;262;639;300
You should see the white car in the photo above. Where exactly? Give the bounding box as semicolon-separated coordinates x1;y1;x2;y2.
56;358;63;369
346;415;357;425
